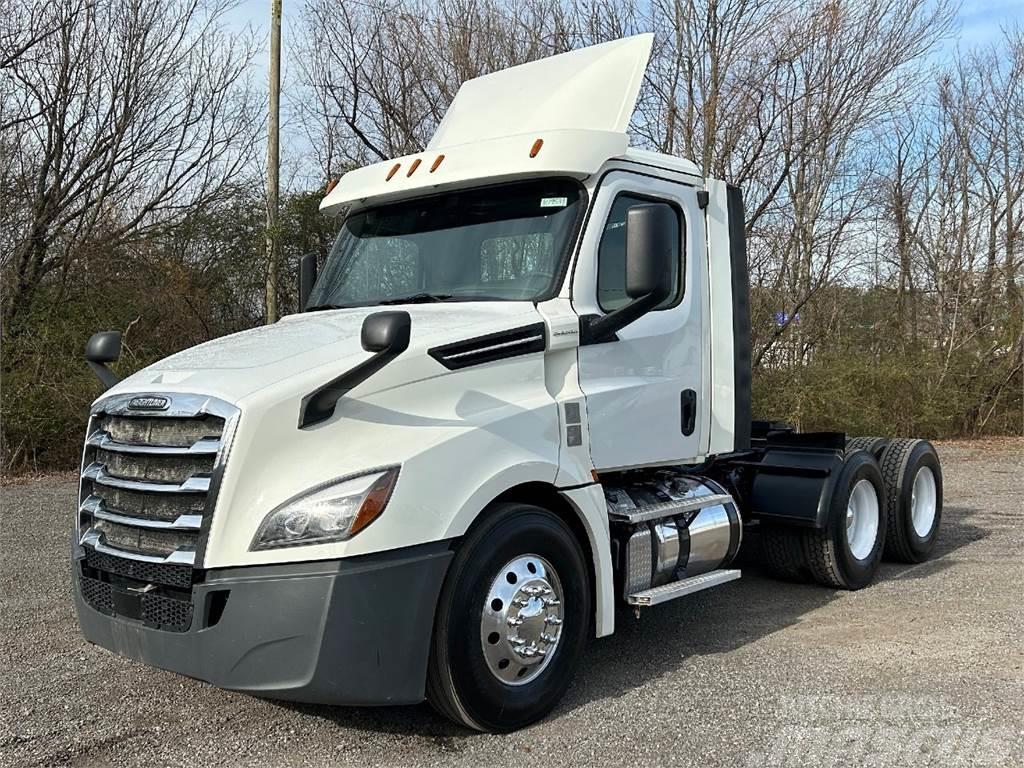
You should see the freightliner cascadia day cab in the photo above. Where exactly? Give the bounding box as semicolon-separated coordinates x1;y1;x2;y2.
74;36;944;731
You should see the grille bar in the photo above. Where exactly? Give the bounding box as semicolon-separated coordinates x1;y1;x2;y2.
87;431;222;455
83;462;211;494
80;529;196;566
81;495;203;531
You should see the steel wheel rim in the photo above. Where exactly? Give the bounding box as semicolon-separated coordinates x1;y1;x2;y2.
846;479;880;561
911;466;937;538
480;554;564;686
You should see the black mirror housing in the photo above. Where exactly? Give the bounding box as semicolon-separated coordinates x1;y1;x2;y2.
362;311;412;353
299;253;318;311
86;331;122;364
581;204;677;345
625;203;676;301
85;331;122;390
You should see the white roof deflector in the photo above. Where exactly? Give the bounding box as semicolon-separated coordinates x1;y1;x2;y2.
428;34;654;149
319;34;658;214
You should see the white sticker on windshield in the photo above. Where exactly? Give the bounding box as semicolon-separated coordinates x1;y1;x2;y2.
540;197;568;208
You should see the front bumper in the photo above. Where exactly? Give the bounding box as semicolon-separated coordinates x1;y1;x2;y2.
73;541;454;705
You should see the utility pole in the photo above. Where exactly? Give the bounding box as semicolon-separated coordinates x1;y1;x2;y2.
265;0;282;324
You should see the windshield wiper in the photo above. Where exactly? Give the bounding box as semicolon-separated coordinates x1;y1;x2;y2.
305;303;348;312
377;293;454;305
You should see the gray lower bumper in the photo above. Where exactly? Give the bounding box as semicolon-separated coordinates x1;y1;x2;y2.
73;542;453;705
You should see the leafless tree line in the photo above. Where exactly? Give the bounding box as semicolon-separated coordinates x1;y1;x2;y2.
1;0;261;336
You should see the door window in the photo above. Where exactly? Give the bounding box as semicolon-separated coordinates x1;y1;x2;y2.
596;194;683;311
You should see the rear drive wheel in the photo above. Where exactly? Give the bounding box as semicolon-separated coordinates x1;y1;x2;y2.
879;438;943;563
426;503;589;732
761;525;806;582
845;436;890;460
802;450;886;589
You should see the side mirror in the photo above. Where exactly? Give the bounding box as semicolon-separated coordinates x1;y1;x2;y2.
625;204;676;302
361;310;412;353
85;331;122;390
299;253;318;311
582;203;677;344
299;311;412;428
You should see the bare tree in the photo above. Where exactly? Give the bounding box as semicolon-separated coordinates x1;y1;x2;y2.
1;0;261;335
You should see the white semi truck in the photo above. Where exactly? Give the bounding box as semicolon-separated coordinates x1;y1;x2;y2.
73;35;943;732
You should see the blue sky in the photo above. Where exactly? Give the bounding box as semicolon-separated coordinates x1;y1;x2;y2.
954;0;1023;46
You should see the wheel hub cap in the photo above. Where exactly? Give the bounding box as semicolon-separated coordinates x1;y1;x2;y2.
846;479;880;561
480;555;564;685
911;466;937;537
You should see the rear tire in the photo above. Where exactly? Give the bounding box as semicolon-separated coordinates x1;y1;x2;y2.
426;503;589;732
879;439;943;563
845;436;890;460
802;450;886;589
761;525;806;581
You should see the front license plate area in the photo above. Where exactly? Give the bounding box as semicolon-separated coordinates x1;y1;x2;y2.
111;588;143;619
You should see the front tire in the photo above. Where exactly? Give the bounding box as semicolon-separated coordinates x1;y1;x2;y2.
426;503;590;732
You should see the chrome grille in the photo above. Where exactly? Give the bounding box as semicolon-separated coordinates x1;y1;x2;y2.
77;393;238;629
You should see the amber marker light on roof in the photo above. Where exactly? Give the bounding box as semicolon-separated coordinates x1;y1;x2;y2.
325;178;339;195
386;163;401;181
529;138;543;158
407;158;422;177
430;154;445;172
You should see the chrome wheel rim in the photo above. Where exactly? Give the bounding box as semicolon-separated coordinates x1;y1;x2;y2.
846;479;880;561
480;554;564;686
911;466;938;538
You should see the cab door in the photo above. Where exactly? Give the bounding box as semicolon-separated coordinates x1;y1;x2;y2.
572;171;707;470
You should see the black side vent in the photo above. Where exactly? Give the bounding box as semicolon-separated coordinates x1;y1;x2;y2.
429;323;546;370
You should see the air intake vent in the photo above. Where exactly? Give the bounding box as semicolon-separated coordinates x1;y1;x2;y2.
428;323;546;370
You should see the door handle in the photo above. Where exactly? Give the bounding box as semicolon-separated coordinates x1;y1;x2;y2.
680;389;696;436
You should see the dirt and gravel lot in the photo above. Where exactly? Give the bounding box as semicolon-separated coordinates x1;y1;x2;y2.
2;439;1022;768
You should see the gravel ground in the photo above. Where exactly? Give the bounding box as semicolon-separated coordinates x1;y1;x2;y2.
2;439;1022;768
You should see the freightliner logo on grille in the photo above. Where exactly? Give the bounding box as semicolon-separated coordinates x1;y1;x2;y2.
128;396;170;411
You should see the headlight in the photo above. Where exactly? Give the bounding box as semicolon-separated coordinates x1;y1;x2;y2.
251;467;399;550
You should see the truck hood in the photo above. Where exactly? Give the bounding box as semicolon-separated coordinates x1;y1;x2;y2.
110;302;542;404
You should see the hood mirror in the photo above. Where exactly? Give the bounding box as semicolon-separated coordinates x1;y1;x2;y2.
299;311;412;428
85;331;122;390
362;311;412;353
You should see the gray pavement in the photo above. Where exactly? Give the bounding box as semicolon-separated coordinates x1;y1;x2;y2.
2;440;1022;767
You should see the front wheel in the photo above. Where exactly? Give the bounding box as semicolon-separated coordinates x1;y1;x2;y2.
426;503;590;732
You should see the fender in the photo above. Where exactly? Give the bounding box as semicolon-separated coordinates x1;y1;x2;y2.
443;464;615;639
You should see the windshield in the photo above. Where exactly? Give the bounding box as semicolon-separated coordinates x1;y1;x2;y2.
307;179;582;309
